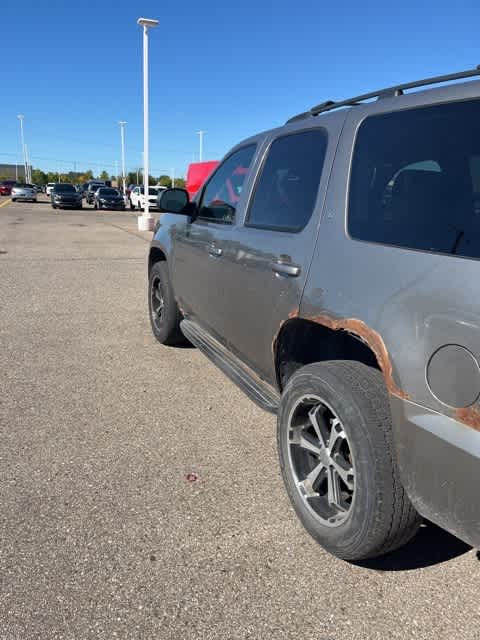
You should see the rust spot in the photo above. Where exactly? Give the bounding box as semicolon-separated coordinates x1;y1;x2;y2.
275;310;409;400
454;406;480;431
310;314;409;400
186;472;199;482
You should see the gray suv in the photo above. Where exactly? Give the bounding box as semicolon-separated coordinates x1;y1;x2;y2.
148;67;480;561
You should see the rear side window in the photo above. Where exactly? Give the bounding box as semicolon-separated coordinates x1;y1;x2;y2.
247;129;327;232
349;99;480;259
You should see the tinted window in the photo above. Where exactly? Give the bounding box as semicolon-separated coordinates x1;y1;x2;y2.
247;130;327;231
98;188;119;196
349;100;480;259
54;184;75;193
138;187;163;195
198;145;256;223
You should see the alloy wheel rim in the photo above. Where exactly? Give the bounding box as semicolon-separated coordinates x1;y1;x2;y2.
150;276;165;328
287;394;356;527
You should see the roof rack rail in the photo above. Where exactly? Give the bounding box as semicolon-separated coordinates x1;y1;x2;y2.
286;65;480;124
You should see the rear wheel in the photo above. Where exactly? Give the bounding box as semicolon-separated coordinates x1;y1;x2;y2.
148;261;184;345
277;361;421;562
129;200;134;210
12;198;16;202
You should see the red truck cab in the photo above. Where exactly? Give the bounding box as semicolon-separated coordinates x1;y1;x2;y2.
185;161;219;199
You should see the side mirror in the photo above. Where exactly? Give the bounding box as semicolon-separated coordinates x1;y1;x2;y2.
158;188;191;214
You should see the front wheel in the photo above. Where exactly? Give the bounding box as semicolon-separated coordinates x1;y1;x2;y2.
11;198;16;202
129;200;134;210
277;361;420;562
148;261;184;345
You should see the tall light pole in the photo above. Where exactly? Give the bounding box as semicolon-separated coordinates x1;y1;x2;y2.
197;130;206;162
118;120;127;198
137;17;159;231
171;167;175;188
17;115;27;182
25;144;31;183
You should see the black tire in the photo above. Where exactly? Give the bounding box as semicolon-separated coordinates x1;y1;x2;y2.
51;204;56;209
129;200;134;210
11;198;16;202
148;261;184;345
277;361;421;562
94;201;97;209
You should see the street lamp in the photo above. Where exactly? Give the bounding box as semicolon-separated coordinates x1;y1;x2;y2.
118;120;127;200
17;115;28;182
197;130;206;162
137;17;159;231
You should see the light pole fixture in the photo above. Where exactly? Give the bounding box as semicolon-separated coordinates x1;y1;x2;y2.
17;114;28;182
197;130;206;162
118;120;127;199
137;17;159;231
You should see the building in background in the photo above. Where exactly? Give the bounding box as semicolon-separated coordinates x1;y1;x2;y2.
0;164;26;181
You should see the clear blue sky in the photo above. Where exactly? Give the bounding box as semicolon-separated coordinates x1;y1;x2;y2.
1;0;479;178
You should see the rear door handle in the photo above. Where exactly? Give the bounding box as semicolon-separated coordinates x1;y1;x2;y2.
270;261;301;277
208;244;223;257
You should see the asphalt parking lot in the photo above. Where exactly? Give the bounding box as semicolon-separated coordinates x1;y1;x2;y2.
2;195;480;639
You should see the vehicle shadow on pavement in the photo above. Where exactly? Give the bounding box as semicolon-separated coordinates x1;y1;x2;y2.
357;521;472;571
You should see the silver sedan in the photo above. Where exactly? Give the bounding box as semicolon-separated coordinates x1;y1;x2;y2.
11;184;37;202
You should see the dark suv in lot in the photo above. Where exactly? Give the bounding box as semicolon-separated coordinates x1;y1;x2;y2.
148;67;480;561
51;183;82;209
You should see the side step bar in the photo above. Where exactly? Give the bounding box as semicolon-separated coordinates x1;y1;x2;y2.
180;319;280;414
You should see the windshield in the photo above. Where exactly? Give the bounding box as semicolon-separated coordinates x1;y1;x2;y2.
139;187;162;195
54;184;76;193
14;184;33;189
98;188;120;196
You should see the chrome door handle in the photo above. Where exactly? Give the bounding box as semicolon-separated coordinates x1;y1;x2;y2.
208;244;223;257
270;261;301;277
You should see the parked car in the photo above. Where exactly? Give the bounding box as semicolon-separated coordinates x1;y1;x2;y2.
0;180;17;196
84;181;106;204
148;66;480;562
185;161;219;199
11;183;37;202
45;182;56;197
51;183;83;209
93;187;125;210
129;185;165;210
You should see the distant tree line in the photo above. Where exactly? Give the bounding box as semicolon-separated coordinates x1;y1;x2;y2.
0;168;185;190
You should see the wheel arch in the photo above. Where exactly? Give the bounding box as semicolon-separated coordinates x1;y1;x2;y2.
274;316;406;399
148;245;167;272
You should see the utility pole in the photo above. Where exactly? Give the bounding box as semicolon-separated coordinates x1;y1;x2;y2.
196;130;206;162
118;120;127;197
137;17;159;231
17;115;27;181
171;167;175;188
24;144;31;183
115;160;118;186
